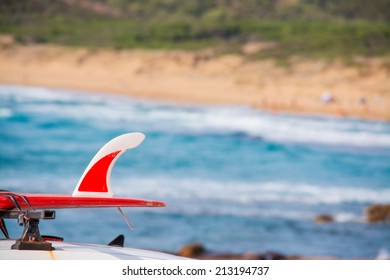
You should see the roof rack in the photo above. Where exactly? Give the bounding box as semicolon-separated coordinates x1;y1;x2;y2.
1;210;56;251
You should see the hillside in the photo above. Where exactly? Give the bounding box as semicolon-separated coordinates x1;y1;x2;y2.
1;0;389;59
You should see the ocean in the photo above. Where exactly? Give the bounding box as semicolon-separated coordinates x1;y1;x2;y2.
1;84;389;259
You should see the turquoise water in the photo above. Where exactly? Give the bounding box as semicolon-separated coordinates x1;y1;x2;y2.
1;85;390;258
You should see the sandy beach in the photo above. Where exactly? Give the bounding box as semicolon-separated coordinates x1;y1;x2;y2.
0;40;389;121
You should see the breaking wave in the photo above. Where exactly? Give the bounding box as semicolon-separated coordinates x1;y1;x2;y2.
1;85;390;149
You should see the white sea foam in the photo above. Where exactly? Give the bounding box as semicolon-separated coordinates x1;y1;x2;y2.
333;212;363;223
0;108;12;118
113;176;373;221
2;85;390;148
114;176;390;206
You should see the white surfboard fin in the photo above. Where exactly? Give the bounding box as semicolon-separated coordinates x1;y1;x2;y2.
72;133;145;197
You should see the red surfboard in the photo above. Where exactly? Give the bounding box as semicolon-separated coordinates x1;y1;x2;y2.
0;132;165;211
0;194;165;210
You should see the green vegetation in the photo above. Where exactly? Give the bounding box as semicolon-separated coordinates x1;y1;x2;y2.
1;0;389;59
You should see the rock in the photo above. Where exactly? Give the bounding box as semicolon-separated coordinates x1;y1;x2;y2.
314;214;334;224
260;251;287;260
177;243;206;258
365;204;390;223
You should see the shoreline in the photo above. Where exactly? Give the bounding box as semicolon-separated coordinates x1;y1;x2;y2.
0;42;389;121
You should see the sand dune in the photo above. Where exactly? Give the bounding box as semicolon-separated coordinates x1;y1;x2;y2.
0;41;389;121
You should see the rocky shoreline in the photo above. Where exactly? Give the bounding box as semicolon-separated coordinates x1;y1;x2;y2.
174;204;390;260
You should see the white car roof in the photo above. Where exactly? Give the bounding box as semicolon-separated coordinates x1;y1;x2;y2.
0;239;188;260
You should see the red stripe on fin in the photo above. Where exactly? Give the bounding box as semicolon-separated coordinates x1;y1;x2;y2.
73;133;145;197
77;151;121;193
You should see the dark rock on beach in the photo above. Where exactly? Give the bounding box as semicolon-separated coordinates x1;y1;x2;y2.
314;214;334;224
177;242;206;258
365;204;390;223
